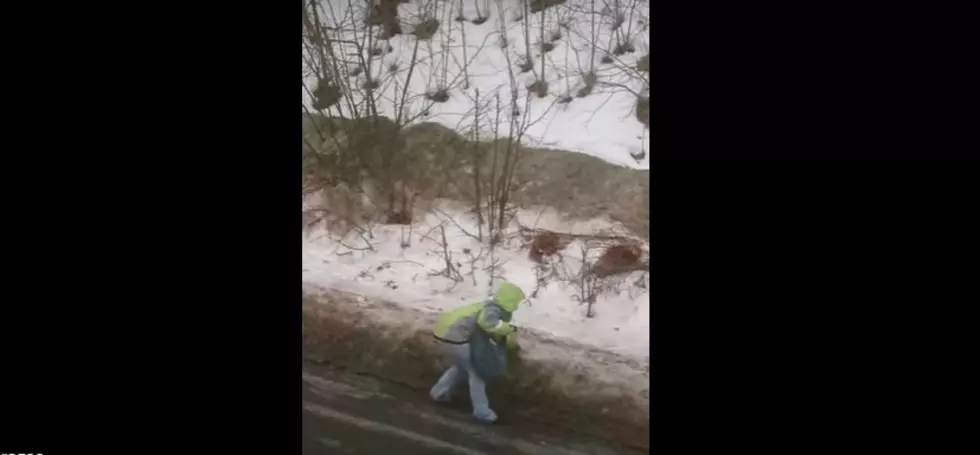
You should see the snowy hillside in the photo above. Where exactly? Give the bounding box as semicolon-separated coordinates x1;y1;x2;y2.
303;200;650;359
302;0;651;169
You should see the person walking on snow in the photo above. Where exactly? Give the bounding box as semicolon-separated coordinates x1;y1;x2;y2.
430;281;525;423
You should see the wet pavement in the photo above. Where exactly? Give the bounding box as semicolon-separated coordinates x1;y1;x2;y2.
302;365;648;455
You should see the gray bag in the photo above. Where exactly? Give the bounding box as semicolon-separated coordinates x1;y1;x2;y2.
469;328;508;380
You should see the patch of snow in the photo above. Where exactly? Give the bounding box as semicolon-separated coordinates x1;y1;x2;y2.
302;200;650;360
303;0;650;169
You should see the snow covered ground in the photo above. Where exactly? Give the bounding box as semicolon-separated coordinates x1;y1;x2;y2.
302;200;650;360
303;0;650;169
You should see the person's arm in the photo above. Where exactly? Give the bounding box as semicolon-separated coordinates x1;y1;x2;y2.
477;304;514;337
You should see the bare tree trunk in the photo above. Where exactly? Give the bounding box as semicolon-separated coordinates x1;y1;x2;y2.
523;0;533;78
394;38;421;126
487;93;502;241
589;0;597;72
472;88;484;241
459;0;470;88
539;4;546;80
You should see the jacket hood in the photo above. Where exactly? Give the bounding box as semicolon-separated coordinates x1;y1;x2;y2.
494;282;525;312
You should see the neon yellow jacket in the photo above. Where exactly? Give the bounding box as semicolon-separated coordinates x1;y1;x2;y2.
433;282;524;347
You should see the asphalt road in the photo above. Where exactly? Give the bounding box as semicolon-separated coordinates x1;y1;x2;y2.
302;365;647;455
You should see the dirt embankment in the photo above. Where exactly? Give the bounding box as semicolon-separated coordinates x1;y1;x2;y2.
302;285;649;451
302;115;649;239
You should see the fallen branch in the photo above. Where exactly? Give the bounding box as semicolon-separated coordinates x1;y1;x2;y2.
433;207;482;241
418;220;450;244
516;221;636;243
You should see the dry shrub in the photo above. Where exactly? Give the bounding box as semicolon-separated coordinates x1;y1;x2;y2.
577;72;598;98
366;0;403;37
583;72;598;87
594;243;644;277
613;41;636;56
312;80;341;110
528;232;562;262
517;59;534;73
426;88;450;103
362;78;379;90
529;0;567;14
611;13;626;30
412;18;440;40
529;79;549;98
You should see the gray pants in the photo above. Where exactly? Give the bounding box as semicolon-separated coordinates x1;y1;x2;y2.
429;342;496;422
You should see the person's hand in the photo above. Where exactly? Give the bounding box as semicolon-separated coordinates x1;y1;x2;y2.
506;332;521;350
